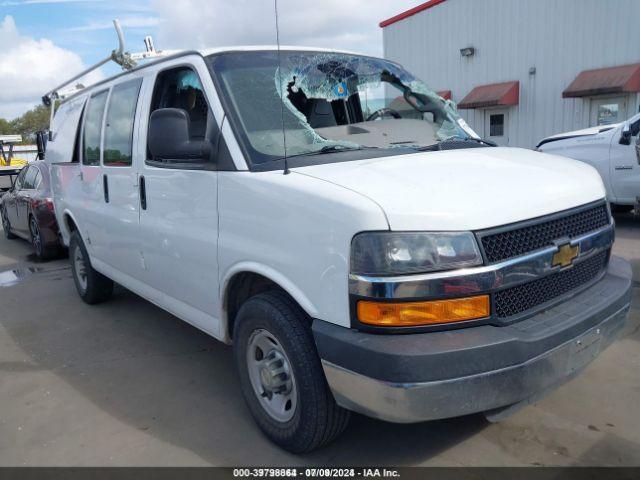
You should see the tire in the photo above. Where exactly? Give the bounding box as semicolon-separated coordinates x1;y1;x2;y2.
69;230;113;304
1;206;16;239
29;215;57;260
233;290;350;453
611;204;634;214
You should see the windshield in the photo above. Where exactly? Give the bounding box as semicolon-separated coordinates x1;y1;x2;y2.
208;50;479;166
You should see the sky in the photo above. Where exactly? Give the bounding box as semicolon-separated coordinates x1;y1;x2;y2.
0;0;420;119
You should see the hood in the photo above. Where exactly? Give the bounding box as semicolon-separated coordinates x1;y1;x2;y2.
294;147;606;231
537;123;619;148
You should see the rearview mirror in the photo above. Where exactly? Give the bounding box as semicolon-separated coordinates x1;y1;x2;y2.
620;122;632;145
148;108;211;163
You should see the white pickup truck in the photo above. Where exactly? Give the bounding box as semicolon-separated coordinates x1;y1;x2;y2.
538;114;640;212
46;47;632;452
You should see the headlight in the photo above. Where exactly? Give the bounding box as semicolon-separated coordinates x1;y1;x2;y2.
351;232;482;276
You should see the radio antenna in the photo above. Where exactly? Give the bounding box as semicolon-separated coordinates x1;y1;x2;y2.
274;0;290;174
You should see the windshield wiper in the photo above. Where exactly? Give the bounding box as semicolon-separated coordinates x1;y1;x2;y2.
413;136;497;152
458;137;497;147
444;135;497;147
287;145;377;159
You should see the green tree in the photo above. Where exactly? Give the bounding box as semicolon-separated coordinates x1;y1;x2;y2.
10;104;51;142
0;117;15;136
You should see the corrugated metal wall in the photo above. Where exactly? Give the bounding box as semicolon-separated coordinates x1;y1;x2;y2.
382;0;640;148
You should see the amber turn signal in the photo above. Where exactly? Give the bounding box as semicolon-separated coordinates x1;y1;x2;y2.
357;295;490;327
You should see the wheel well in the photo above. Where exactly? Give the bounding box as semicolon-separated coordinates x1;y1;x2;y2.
64;214;78;234
225;272;288;339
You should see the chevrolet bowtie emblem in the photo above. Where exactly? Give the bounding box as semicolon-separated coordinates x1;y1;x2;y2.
552;243;580;268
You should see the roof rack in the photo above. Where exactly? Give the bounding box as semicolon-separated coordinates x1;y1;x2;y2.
42;19;180;131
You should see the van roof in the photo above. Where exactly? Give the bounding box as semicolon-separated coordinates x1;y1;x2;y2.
198;45;363;56
57;45;366;105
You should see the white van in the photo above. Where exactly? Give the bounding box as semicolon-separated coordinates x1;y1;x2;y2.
46;47;632;452
538;114;640;212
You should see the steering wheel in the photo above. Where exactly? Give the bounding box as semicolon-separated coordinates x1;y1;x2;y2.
367;108;402;121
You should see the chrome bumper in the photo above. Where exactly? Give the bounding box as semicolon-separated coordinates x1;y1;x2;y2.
322;303;630;423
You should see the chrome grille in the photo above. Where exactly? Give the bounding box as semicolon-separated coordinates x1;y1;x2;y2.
494;250;608;318
479;203;610;263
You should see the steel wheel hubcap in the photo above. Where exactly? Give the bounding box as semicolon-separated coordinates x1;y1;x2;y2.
246;328;297;422
73;246;88;291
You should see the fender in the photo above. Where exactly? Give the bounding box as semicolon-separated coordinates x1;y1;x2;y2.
59;208;81;247
220;261;320;342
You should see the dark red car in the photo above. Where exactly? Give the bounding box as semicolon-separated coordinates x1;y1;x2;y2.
1;161;61;259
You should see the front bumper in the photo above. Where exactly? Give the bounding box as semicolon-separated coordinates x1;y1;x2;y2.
313;256;632;423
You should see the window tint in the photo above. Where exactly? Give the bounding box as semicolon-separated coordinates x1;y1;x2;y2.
83;90;108;166
33;169;42;190
71;102;87;163
104;79;142;167
22;166;37;190
150;67;209;141
14;167;27;189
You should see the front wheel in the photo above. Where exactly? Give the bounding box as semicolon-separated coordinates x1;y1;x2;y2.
69;231;113;304
1;207;16;239
233;291;350;453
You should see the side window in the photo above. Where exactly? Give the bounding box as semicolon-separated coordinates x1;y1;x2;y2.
147;67;219;168
83;90;108;166
71;101;87;163
14;168;27;190
150;67;209;140
104;79;142;167
22;167;37;190
33;170;42;190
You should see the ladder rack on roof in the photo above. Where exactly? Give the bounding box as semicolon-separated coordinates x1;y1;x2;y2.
42;19;181;131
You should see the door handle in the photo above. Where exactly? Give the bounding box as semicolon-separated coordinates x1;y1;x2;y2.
103;174;109;203
614;165;633;171
139;175;147;210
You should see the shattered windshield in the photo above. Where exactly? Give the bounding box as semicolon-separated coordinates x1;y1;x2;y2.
208;50;478;166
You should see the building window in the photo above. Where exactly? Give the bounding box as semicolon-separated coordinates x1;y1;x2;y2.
597;103;619;125
490;114;504;137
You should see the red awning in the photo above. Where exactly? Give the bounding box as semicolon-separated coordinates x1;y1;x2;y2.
563;63;640;98
436;90;452;100
380;0;448;28
458;81;519;109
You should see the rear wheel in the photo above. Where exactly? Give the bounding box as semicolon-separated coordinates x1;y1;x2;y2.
69;230;113;304
29;216;57;260
1;207;16;239
233;291;350;453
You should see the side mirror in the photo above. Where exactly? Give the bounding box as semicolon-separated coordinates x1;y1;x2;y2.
35;130;48;160
148;108;211;163
620;122;632;145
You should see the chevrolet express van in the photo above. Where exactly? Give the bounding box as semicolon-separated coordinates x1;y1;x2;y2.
46;47;632;452
538;113;640;213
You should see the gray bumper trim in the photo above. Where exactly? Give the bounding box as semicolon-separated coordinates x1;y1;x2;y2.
322;303;629;423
